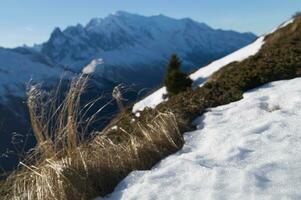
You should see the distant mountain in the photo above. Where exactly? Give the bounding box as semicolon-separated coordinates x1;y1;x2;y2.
40;11;256;85
0;11;257;100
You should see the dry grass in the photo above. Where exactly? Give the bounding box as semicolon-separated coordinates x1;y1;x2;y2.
2;75;184;200
26;75;90;158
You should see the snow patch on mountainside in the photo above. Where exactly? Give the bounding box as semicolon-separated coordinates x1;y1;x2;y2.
190;36;264;82
132;36;265;112
105;77;301;200
268;18;295;34
132;87;167;112
82;59;104;74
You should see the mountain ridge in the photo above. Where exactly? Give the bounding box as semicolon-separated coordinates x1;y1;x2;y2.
40;11;256;85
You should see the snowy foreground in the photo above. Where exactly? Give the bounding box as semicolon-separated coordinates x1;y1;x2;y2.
103;78;301;200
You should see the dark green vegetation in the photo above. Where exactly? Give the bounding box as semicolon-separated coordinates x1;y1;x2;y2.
164;54;193;97
2;14;301;200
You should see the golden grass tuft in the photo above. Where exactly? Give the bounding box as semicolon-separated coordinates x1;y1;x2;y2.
2;75;184;200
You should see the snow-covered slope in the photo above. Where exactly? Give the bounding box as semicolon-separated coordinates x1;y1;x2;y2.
132;19;294;112
105;77;301;200
41;11;256;84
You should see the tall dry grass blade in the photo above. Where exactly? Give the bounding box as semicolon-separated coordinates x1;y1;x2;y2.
3;75;184;200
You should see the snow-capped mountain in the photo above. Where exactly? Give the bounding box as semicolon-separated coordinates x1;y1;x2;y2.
41;11;256;85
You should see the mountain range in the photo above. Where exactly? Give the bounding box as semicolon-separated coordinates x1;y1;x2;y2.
40;11;256;84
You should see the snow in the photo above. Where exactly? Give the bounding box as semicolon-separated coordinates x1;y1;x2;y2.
190;36;264;83
111;126;118;131
132;87;167;112
267;18;295;34
104;77;301;200
132;36;265;112
135;112;141;118
278;18;295;29
82;58;104;74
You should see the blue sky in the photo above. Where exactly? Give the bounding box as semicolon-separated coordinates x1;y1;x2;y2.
0;0;300;47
